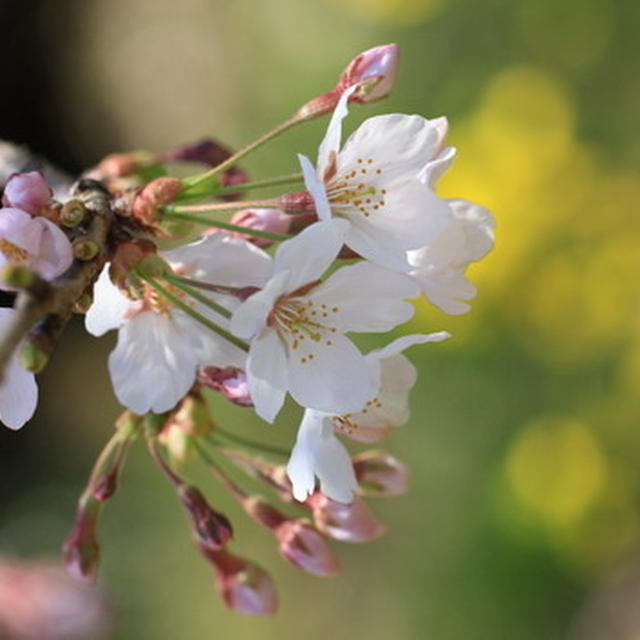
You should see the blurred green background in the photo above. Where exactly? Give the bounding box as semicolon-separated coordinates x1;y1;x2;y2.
1;0;640;638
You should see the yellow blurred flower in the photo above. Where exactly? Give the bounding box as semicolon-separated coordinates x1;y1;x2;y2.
505;417;607;530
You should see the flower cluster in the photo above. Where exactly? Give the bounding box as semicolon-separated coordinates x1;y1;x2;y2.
0;44;494;614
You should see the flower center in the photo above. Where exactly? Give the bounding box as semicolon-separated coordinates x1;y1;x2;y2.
0;238;30;263
325;157;387;218
268;288;340;364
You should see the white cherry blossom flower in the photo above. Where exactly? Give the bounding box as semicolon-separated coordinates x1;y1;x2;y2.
0;207;72;285
230;220;420;422
286;333;449;503
408;199;495;315
85;233;271;414
298;87;452;271
0;309;38;430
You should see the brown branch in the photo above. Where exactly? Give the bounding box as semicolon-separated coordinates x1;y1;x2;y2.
0;179;114;382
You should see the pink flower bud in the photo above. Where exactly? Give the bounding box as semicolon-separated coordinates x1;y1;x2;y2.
336;43;400;104
179;485;233;551
204;549;278;615
199;367;253;406
132;177;182;225
353;451;409;497
295;44;399;120
275;520;340;576
157;139;248;201
279;190;317;214
307;493;387;543
242;495;287;530
63;496;101;584
2;171;52;214
229;209;292;247
108;238;157;288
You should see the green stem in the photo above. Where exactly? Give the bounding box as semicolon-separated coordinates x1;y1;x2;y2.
135;270;249;352
193;440;247;501
183;118;298;190
163;274;255;298
209;427;289;458
163;273;232;319
169;198;280;214
163;212;290;242
176;173;304;202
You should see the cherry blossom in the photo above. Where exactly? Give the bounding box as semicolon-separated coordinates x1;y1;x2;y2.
298;88;452;270
230;220;419;422
286;333;449;502
0;207;72;284
85;233;271;414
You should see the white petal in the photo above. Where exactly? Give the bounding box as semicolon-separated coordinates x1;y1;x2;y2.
287;409;358;503
342;180;453;268
343;222;412;271
419;146;457;188
162;233;273;287
272;219;348;291
246;329;288;422
298;154;331;221
85;265;132;336
0;358;38;430
310;261;419;333
286;332;375;414
179;311;248;369
32;217;73;280
369;332;451;360
339;113;440;179
316;85;357;178
230;269;290;340
337;333;450;438
448;199;496;261
108;312;198;414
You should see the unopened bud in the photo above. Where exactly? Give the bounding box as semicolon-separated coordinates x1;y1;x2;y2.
279;191;316;215
336;43;399;104
275;520;340;576
109;239;157;288
137;254;169;278
1;264;45;291
199;366;253;406
59;199;87;227
132;177;182;225
72;239;100;261
307;493;387;543
2;171;52;214
353;451;409;497
295;44;399;121
63;496;101;583
203;549;278;615
96;152;144;178
179;485;233;551
242;496;286;530
19;342;49;373
160;394;213;464
229;209;292;247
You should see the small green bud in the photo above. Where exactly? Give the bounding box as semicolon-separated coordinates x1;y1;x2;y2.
137;254;169;278
0;264;42;290
19;342;49;373
73;240;100;261
60;199;87;227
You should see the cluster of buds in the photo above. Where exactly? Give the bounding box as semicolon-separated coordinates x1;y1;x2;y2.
0;43;495;614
